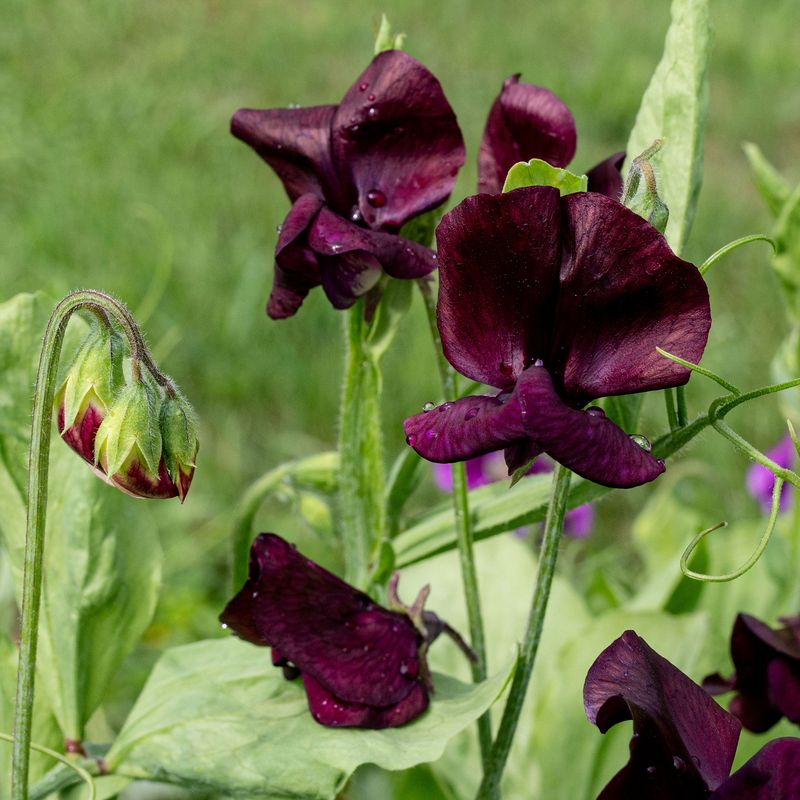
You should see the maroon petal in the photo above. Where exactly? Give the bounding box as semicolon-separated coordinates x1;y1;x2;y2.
478;75;577;194
504;440;543;474
585;631;741;800
220;534;422;708
711;739;800;800
435;188;561;390
268;194;325;319
586;151;626;200
317;251;382;309
403;394;527;464
302;674;428;729
551;192;711;404
57;400;104;468
768;659;800;724
309;206;437;280
332;50;465;231
515;365;665;488
231;106;338;203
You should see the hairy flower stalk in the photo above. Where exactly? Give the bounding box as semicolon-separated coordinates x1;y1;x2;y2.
11;290;195;800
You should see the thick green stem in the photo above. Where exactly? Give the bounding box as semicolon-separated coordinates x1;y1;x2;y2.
418;280;492;768
11;290;145;800
338;301;386;588
476;464;572;800
675;385;688;427
664;388;679;431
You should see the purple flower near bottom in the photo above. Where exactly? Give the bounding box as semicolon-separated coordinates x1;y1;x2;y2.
584;630;800;799
746;434;796;513
703;613;800;733
220;534;438;729
432;452;594;538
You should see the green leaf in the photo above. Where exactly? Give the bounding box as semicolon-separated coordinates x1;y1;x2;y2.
602;394;643;434
502;159;588;196
365;278;414;362
106;637;514;799
0;292;162;739
771;183;800;317
373;14;406;54
625;0;711;254
743;142;792;219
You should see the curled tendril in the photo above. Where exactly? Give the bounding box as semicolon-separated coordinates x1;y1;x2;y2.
680;476;783;583
0;732;96;800
698;233;775;276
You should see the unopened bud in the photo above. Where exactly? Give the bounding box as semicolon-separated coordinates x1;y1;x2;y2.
159;391;199;503
621;139;670;234
55;323;124;469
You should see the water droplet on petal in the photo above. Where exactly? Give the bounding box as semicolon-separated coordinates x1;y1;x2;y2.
439;402;454;411
399;661;409;675
350;205;363;223
359;82;369;91
348;124;361;134
692;755;701;767
367;106;379;119
406;434;417;446
368;93;376;101
673;756;686;772
422;401;436;412
330;243;342;253
499;361;514;376
220;623;228;630
533;358;545;367
646;766;657;775
288;102;301;109
425;430;438;442
586;406;605;417
276;224;283;233
251;590;259;599
366;189;387;207
465;408;479;421
629;434;652;452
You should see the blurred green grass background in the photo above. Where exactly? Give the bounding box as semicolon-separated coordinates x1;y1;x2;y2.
2;0;799;727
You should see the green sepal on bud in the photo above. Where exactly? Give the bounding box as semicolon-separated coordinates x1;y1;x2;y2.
160;390;199;503
94;381;178;500
55;322;124;466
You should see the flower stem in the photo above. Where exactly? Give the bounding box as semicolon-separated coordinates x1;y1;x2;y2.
11;290;147;800
664;388;679;431
675;384;688;427
475;464;572;800
418;280;492;768
338;300;386;588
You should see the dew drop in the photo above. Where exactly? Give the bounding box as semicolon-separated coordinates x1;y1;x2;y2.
465;408;479;421
406;434;417;446
586;406;605;417
220;623;228;630
276;224;283;233
533;358;545;367
499;361;514;376
367;106;379;119
288;102;301;109
368;93;376;101
673;756;686;772
359;82;369;91
646;766;657;775
350;205;363;223
425;430;438;441
399;661;409;675
348;124;361;134
692;755;701;768
439;401;454;411
366;189;387;207
251;590;259;599
422;401;436;412
629;434;652;452
330;243;342;253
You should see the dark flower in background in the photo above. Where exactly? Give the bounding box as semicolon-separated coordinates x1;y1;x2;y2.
231;50;465;318
432;453;594;537
478;74;625;199
703;613;800;733
403;186;711;489
584;630;800;799
747;434;795;513
221;534;436;729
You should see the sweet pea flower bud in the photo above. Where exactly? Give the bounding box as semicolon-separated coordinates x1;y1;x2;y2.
94;381;178;500
55;323;124;468
159;391;199;503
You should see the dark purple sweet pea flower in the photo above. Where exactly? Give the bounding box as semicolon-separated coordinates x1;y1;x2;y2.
747;434;795;514
231;50;465;318
478;74;625;199
585;630;800;799
221;534;441;729
433;452;594;537
703;613;800;733
403;187;711;489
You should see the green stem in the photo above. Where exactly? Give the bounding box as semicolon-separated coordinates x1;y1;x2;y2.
664;388;679;431
418;280;492;769
338;300;386;588
675;385;688;427
11;290;146;800
476;464;572;800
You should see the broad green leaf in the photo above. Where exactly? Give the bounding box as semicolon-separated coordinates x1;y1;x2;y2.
107;637;514;799
0;292;161;739
0;634;62;797
61;775;132;800
502;159;588;195
625;0;711;254
743;142;792;219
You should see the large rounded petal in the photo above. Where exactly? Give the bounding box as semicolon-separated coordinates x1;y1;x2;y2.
586;151;625;200
231;105;338;203
436;188;562;390
711;739;800;800
332;50;465;231
267;194;324;319
478;75;577;194
550;192;711;403
220;534;423;708
585;631;741;800
515;365;664;488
